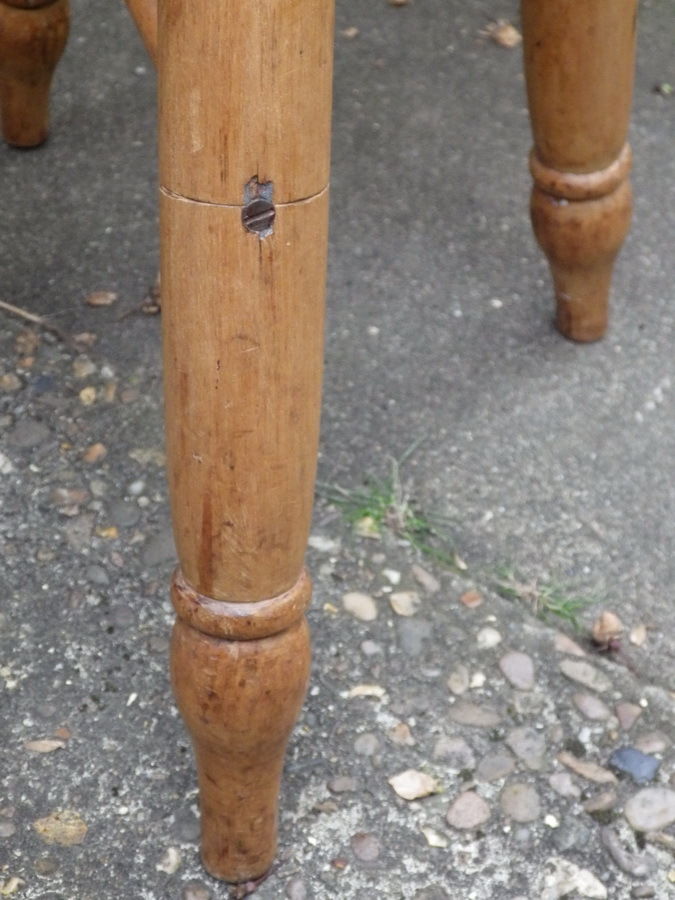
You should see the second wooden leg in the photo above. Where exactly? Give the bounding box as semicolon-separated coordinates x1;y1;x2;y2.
522;0;637;341
0;0;69;147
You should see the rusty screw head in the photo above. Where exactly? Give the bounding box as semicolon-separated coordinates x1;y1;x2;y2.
242;197;276;235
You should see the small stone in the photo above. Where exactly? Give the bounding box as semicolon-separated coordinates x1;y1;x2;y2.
342;591;377;621
414;888;449;900
549;772;581;799
624;787;675;831
84;290;117;307
350;832;381;862
0;820;16;838
470;671;486;688
128;479;146;497
499;651;535;690
354;733;379;756
389;590;421;617
174;809;200;842
559;658;612;693
573;692;611;721
446;791;490;830
156;847;182;874
285;877;308;900
447;664;470;695
143;528;177;566
8;418;50;449
477;626;502;649
557;752;617;784
0;451;14;474
583;790;618;813
552;817;592;852
341;25;359;39
554;633;586;656
182;881;212;900
0;373;21;392
544;814;560;828
72;357;96;378
79;386;97;406
591;611;624;646
389;722;415;746
388;769;438;800
608;747;660;784
616;702;642;731
500;783;541;822
432;736;476;771
629;624;648;646
108;499;140;528
328;776;359;793
631;887;655;899
448;701;501;728
85;565;109;586
82;442;107;464
633;732;669;755
397;618;432;656
361;640;382;656
412;564;440;594
460;590;483;608
382;568;401;585
541;858;607;899
307;533;338;553
33;810;87;846
476;750;516;782
600;826;655;878
506;727;546;771
34;857;59;876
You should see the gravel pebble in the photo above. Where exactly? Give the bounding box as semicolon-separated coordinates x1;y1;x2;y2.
181;882;212;900
573;692;611;721
350;832;381;863
285;877;309;900
505;726;547;771
0;820;16;838
447;664;470;695
328;776;359;793
7;418;51;448
411;564;440;594
608;747;660;784
600;826;655;878
548;772;581;799
557;751;617;784
476;750;516;782
624;787;675;831
583;790;618;813
616;702;642;731
448;701;501;728
476;626;502;649
446;791;491;829
354;733;379;756
432;736;476;771
499;651;535;690
559;659;612;693
633;732;669;755
500;783;541;822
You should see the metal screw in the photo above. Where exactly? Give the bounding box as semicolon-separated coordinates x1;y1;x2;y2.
242;197;276;235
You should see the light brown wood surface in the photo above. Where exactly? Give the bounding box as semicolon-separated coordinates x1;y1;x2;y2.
123;0;156;63
159;0;334;882
0;0;69;147
522;0;637;341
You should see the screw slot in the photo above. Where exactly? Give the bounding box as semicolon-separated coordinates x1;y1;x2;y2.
242;197;275;236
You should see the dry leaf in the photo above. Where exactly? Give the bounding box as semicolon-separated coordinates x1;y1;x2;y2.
343;684;386;700
388;769;439;801
389;590;421;617
33;809;88;845
420;825;448;848
460;590;483;608
629;623;647;647
24;739;66;753
85;291;117;307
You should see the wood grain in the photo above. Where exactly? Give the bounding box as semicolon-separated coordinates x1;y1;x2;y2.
124;0;156;63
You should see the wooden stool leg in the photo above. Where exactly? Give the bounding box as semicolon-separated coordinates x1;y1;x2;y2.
158;0;334;883
0;0;69;148
522;0;637;342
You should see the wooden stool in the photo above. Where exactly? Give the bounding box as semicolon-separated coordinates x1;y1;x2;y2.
0;0;637;884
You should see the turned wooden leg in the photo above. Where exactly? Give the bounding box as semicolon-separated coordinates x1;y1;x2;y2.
0;0;69;147
158;0;334;883
123;0;156;64
522;0;637;342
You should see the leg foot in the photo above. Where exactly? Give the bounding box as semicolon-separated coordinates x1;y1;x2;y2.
0;0;69;147
522;0;637;341
170;569;311;882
